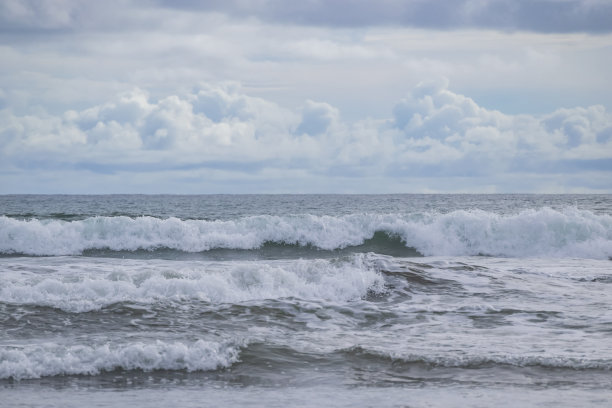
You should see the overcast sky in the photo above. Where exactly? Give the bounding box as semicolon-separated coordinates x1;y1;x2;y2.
1;0;611;193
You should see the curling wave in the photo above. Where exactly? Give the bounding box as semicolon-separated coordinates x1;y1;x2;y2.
1;207;611;258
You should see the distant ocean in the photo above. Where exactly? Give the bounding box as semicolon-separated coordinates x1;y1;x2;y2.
1;194;611;407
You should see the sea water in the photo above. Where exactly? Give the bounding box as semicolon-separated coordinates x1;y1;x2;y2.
1;194;611;407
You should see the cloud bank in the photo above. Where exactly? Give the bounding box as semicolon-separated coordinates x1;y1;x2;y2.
0;1;610;192
1;81;610;193
148;0;612;33
1;0;611;34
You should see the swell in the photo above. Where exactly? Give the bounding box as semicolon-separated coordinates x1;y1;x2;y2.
3;340;610;381
1;207;611;259
339;346;612;371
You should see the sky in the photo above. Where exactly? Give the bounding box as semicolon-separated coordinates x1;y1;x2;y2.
1;0;611;193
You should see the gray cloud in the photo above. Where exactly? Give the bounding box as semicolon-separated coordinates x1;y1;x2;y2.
159;0;612;33
1;0;610;35
296;100;338;136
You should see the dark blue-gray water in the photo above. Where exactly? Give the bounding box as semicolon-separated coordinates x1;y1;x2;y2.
1;194;611;407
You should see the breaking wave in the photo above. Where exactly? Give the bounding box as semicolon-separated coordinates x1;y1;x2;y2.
1;207;611;258
0;256;385;312
0;339;241;380
4;339;610;381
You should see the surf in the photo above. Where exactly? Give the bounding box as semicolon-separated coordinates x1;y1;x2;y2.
1;207;611;259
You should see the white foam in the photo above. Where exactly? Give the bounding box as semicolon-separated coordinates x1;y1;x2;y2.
0;255;385;312
1;207;611;258
401;207;612;259
357;347;612;370
0;339;241;380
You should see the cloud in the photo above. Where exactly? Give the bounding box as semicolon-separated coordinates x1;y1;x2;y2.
1;2;609;193
2;1;611;36
159;0;612;34
1;1;610;125
1;81;611;192
392;80;612;170
296;100;339;136
0;0;77;30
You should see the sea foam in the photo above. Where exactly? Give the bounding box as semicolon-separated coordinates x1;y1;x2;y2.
0;339;241;380
0;255;385;312
1;208;611;258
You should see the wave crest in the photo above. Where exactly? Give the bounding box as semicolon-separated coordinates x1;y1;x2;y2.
0;339;241;380
1;208;611;258
0;256;385;312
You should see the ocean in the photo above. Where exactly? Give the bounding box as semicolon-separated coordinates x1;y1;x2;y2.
1;194;611;407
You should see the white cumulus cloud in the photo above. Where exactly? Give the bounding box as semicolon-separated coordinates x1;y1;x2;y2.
1;81;611;192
